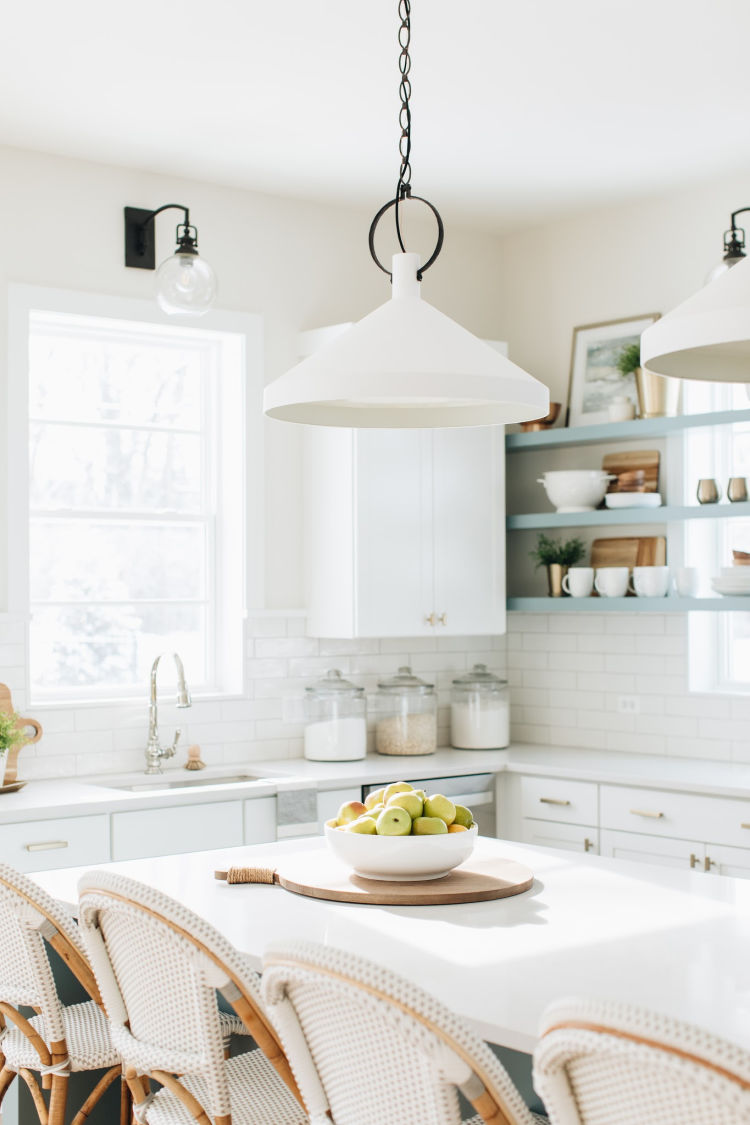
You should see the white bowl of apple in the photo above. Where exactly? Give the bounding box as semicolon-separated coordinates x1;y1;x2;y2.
324;782;477;881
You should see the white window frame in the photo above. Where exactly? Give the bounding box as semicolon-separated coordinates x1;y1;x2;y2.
8;284;264;704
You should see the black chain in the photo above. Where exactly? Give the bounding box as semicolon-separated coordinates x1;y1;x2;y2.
368;0;444;278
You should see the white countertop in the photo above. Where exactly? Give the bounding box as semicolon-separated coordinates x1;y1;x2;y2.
4;743;750;824
32;835;750;1054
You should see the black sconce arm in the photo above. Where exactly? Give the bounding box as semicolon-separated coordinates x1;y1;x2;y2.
124;203;198;270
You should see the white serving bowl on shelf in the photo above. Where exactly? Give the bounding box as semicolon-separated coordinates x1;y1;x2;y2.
537;470;615;513
324;823;477;881
604;492;662;510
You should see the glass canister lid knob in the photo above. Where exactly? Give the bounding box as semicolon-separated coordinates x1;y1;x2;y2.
305;668;364;696
376;665;434;692
452;663;507;688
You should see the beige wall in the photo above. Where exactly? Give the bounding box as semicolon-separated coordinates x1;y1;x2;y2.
0;144;506;610
492;170;750;405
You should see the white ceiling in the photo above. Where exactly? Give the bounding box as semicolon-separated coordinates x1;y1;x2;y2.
4;0;750;231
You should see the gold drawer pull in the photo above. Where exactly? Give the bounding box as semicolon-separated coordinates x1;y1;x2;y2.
689;853;700;868
438;613;447;626
424;613;436;626
741;823;750;830
24;840;69;853
584;837;595;852
539;797;571;806
629;809;664;819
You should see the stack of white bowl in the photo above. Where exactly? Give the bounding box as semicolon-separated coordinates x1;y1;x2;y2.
711;568;750;597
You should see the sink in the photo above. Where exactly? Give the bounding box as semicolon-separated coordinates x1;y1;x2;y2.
94;773;263;793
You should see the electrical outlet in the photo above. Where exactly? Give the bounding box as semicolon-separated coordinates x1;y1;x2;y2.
618;695;640;715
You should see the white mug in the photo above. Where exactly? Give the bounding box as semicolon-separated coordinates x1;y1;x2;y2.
629;565;670;597
562;567;595;597
673;566;698;597
594;567;629;598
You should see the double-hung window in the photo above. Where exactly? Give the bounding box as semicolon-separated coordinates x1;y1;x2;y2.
11;287;262;703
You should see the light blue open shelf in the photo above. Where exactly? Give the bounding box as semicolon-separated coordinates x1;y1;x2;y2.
507;597;750;612
505;407;750;451
507;502;750;530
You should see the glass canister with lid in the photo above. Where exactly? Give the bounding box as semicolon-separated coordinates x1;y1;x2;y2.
450;664;509;750
303;669;367;761
374;665;437;756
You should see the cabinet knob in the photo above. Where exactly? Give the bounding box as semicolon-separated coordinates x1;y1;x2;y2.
689;853;699;869
704;856;716;872
424;613;436;626
438;612;447;626
584;837;594;852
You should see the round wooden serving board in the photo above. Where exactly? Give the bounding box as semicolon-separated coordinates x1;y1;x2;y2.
218;853;534;906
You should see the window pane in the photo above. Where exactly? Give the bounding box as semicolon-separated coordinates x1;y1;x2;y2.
30;423;202;512
29;325;203;429
30;521;206;602
30;604;206;691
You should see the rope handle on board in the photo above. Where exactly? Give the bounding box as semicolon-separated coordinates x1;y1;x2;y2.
214;867;278;885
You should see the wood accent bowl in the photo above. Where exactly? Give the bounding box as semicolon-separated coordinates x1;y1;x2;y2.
520;403;561;432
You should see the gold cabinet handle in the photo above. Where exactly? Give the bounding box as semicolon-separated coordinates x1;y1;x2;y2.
24;840;68;853
629;809;664;819
438;612;447;626
741;823;750;830
689;853;700;868
584;837;594;852
424;613;436;626
704;856;716;872
539;797;571;806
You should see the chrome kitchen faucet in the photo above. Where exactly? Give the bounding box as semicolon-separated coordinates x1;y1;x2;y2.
144;653;192;774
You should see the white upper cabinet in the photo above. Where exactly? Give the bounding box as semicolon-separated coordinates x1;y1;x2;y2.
305;423;505;638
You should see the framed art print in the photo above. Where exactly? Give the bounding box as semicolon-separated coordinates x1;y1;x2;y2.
567;313;660;426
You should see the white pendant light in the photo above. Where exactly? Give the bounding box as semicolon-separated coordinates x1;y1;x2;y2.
264;253;549;427
641;207;750;382
263;1;549;428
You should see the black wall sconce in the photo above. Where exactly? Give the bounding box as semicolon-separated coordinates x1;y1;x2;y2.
124;203;217;316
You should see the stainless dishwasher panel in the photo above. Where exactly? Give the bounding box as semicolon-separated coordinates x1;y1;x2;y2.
362;773;497;836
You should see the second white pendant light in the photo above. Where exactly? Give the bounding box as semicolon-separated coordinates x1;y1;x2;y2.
262;2;549;429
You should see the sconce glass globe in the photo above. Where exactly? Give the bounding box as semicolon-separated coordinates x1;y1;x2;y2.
155;252;217;316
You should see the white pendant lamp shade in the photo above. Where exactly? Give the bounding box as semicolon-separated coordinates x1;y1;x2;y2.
263;254;550;427
641;255;750;382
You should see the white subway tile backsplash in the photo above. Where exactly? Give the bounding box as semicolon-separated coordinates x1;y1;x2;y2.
255;637;319;659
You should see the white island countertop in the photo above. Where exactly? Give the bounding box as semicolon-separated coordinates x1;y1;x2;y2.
32;835;750;1055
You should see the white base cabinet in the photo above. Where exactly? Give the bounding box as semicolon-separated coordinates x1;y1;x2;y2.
112;801;245;861
305;425;505;638
0;814;110;873
520;819;598;854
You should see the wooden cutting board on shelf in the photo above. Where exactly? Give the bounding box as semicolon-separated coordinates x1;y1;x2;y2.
591;536;666;569
603;450;660;492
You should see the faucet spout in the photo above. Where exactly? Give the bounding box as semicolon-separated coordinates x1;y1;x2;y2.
145;653;192;774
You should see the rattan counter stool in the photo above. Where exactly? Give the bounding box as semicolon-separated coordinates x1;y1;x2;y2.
261;939;549;1125
533;996;750;1125
77;870;308;1125
0;862;128;1125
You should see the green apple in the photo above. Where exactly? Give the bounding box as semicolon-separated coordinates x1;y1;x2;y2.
364;788;385;811
412;816;448;835
453;804;474;829
337;800;368;825
424;794;456;826
366;803;386;818
375;806;412;836
412;789;427;803
347;815;378;834
387;791;424;819
383;781;413;804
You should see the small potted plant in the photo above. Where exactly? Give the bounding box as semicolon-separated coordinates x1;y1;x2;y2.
616;341;679;419
0;710;23;784
529;533;586;597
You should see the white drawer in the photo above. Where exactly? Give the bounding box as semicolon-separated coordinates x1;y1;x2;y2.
520;819;598;854
112;801;243;861
520;776;598;826
0;814;110;873
600;785;750;849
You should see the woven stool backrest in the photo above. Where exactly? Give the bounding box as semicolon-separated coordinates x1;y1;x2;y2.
534;997;750;1125
78;869;264;1120
262;939;538;1125
0;863;93;1045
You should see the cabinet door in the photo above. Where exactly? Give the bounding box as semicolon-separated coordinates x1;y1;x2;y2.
600;829;703;871
317;787;355;830
704;843;750;879
432;426;505;635
520;819;598;854
243;796;277;845
356;429;433;637
112;801;244;861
